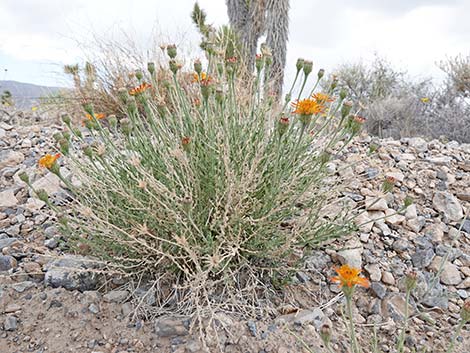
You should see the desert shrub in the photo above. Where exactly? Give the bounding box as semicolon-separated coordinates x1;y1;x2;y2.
326;55;470;142
35;37;366;317
439;54;470;98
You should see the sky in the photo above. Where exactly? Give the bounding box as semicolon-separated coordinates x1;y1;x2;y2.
0;0;469;87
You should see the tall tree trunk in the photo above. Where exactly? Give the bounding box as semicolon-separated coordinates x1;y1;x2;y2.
225;0;265;70
265;0;289;98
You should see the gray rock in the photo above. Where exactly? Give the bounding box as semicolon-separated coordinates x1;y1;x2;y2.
44;255;100;292
44;238;58;249
432;192;464;222
0;255;17;271
371;282;387;299
408;137;428;152
0;237;18;250
411;248;435;268
88;303;100;314
3;316;18;331
247;320;257;337
154;317;189;337
304;251;331;271
427;156;452;166
103;290;129;303
365;168;380;179
293;308;326;330
382;294;410;322
462;220;470;234
338;247;363;268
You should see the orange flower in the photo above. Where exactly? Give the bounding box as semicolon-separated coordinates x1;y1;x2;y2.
312;92;334;104
38;153;61;169
291;98;325;115
331;264;369;288
129;82;152;95
193;72;212;85
85;113;105;121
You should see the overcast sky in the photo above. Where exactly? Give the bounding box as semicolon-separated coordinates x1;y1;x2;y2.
0;0;469;87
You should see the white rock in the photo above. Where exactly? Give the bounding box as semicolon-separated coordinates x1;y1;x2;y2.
385;208;406;225
0;189;18;208
31;173;62;195
433;192;464;222
365;264;381;282
440;263;462;286
405;204;418;220
355;212;373;233
0;151;24;170
365;197;388;211
386;171;405;183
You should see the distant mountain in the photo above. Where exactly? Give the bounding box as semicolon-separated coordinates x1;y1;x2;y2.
0;80;65;109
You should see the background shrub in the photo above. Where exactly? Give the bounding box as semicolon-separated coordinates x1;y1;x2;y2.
326;55;470;142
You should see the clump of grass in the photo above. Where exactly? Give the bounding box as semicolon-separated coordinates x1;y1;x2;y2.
36;28;367;320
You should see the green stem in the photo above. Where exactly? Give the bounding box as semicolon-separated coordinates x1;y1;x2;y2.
346;295;360;353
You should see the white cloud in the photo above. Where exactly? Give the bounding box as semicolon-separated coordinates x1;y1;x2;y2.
0;0;468;86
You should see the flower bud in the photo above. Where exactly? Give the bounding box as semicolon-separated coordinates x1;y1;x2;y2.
83;144;93;158
317;68;325;80
84;119;95;130
296;58;305;72
341;101;353;118
73;128;82;139
62;131;71;141
181;136;191;152
82;103;94;116
36;189;49;203
167;44;177;59
303;60;313;77
330;75;338;91
264;53;273;67
193;59;202;75
120;118;131;135
135;70;143;81
127;97;138;115
118;87;130;104
255;54;264;73
404;270;418;292
108;115;117;128
53;132;63;142
277;116;290;136
404;196;414;208
61;113;71;125
18;171;29;184
215;88;224;105
382;176;396;193
169;59;179;74
147;62;155;75
319;324;332;346
59;138;70;156
461;300;470;323
339;88;348;100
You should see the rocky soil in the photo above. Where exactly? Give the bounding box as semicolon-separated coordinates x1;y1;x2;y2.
1;113;470;353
